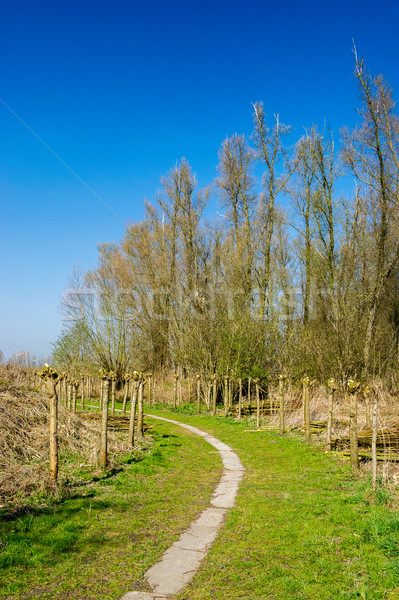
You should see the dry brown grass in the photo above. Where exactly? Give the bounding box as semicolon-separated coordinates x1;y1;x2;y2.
0;366;137;511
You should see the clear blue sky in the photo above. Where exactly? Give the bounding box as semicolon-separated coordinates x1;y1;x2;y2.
1;0;398;362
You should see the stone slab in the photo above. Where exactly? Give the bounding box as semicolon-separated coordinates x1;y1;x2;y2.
211;479;241;508
121;415;245;600
120;593;169;600
146;545;205;596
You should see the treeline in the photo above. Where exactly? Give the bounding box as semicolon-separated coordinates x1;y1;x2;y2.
53;54;399;386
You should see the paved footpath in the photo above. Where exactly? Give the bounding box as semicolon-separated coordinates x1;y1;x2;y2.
120;415;245;600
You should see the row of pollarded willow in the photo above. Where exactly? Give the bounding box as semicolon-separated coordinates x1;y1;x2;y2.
162;370;382;488
37;366;150;481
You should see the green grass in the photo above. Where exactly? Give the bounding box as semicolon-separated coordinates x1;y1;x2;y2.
3;403;399;599
145;408;399;600
0;419;222;600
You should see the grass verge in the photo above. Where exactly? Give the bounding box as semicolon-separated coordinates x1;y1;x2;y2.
146;407;399;600
0;419;222;600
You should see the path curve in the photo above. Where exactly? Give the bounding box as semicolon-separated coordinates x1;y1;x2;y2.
120;415;245;600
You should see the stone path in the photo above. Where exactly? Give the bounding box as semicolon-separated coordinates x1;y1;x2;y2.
120;415;245;600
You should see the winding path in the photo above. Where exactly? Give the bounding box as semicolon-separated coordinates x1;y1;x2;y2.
120;415;245;600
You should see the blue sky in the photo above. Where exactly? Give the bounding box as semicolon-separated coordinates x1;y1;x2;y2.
1;0;398;361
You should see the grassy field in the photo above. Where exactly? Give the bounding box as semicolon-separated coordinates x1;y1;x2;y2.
2;403;399;599
147;408;399;600
0;417;222;600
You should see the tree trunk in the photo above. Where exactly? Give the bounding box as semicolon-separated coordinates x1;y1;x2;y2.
238;378;242;419
111;378;116;415
67;382;72;410
196;375;201;413
122;379;129;415
365;387;371;430
349;391;359;470
303;377;310;443
72;385;77;413
49;380;58;481
372;389;378;490
148;375;152;406
128;381;138;449
279;377;285;435
173;374;178;409
326;388;334;451
81;377;85;411
212;375;217;416
224;376;229;416
137;381;145;438
99;379;109;468
255;380;260;428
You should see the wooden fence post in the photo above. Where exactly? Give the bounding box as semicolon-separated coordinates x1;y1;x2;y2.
212;374;217;416
196;374;201;413
148;373;152;406
67;381;72;410
302;375;311;442
347;379;360;470
178;365;182;405
372;386;379;489
110;372;116;416
326;378;337;451
224;375;229;416
173;373;178;409
81;375;85;411
238;378;242;420
122;374;130;415
72;381;77;413
49;375;59;481
137;377;145;438
364;385;371;430
255;379;260;428
99;376;110;468
39;365;59;482
128;373;139;448
278;374;286;435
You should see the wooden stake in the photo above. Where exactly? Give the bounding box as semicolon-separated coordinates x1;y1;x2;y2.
326;378;336;451
111;376;116;415
72;383;77;413
67;382;72;410
81;376;85;411
196;374;201;413
224;375;229;416
365;385;371;430
212;374;217;416
238;378;242;419
122;377;129;415
255;379;260;428
173;373;178;409
347;379;360;470
137;379;145;438
128;381;138;449
302;376;310;443
99;378;109;468
372;388;378;489
49;379;59;481
279;375;286;435
148;374;152;406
